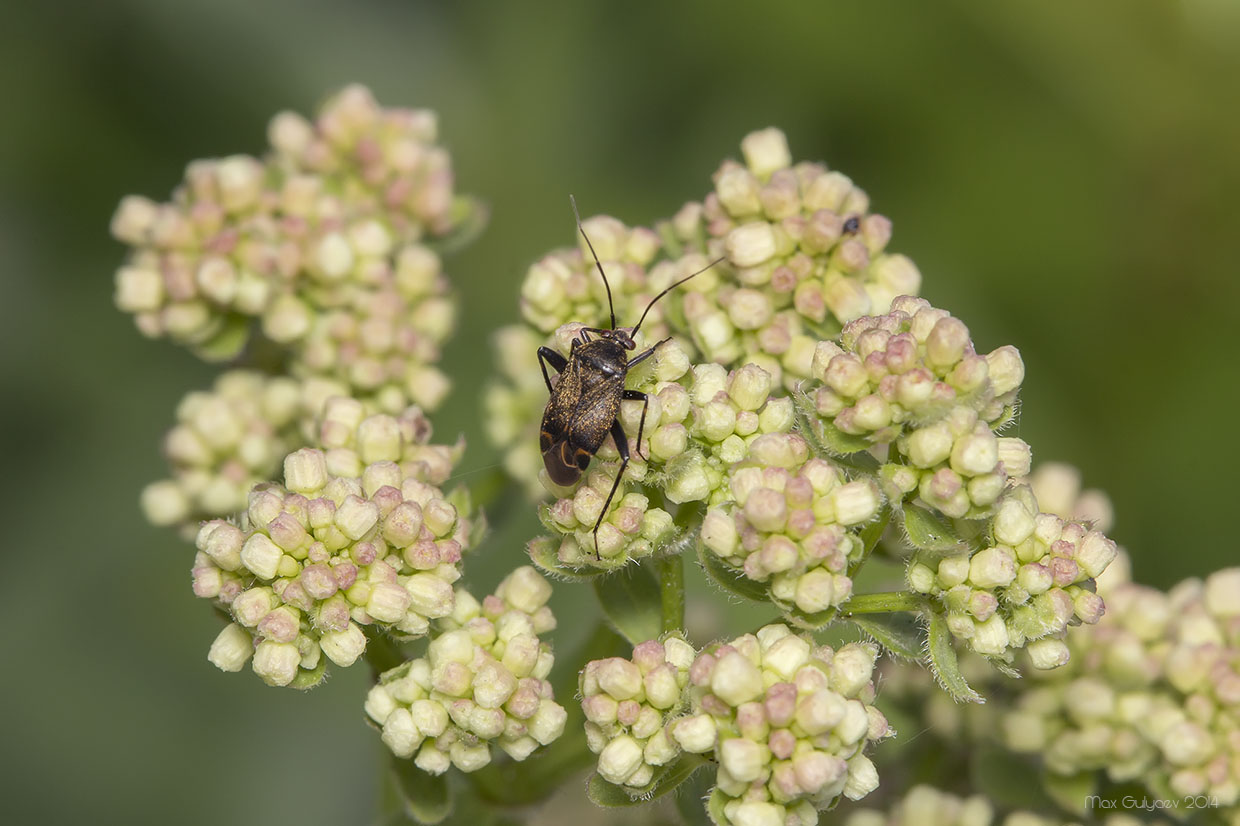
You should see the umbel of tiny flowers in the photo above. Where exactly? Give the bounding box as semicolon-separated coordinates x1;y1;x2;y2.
111;84;479;371
487;127;924;502
808;295;1027;520
196;406;475;688
661;127;921;387
580;635;698;788
1000;562;1240;816
140;369;303;533
364;566;567;774
907;483;1118;664
662;625;892;826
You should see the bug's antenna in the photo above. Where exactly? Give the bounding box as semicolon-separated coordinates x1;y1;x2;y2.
570;195;617;330
630;256;725;337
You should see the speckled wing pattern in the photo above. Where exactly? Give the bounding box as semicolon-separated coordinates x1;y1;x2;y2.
540;354;624;486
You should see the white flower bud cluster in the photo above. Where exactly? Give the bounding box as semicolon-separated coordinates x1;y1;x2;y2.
518;215;665;336
811;297;1026;515
286;244;456;413
664;127;921;340
581;636;697;788
1002;565;1240;814
908;485;1118;663
141;370;303;533
364;566;567;774
194;433;471;687
540;468;677;567
701;452;881;615
844;784;1165;826
669;625;892;826
112;83;474;374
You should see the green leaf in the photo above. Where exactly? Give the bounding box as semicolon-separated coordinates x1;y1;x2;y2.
815;419;875;456
527;535;609;582
593;563;664;646
926;612;983;704
847;613;925;660
391;759;452;825
587;756;708;807
903;505;970;554
1042;771;1098;817
696;538;772;603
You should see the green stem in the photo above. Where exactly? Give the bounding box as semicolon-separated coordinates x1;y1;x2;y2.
842;590;924;615
659;553;685;633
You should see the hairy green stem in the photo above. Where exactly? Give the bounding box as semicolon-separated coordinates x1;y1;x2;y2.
659;553;685;633
843;590;923;615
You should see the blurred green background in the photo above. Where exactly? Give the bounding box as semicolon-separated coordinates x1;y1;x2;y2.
3;0;1238;823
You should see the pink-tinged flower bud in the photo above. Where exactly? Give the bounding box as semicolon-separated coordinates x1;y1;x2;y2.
582;694;619;725
597;657;644;701
925;317;970;370
664;637;695;671
496;566;553;614
825;353;869;398
744;488;788;534
793;751;847;796
473;661;518;709
257;606;299;643
726;223;779;268
996;438;1032;477
1075;531;1117;579
422;498;457;537
672;714;718;753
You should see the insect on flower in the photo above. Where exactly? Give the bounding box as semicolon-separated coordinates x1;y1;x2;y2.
538;197;722;558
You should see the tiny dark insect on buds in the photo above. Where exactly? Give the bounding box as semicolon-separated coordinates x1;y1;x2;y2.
537;197;722;560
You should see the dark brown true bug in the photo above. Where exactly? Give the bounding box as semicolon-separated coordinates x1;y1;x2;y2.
538;197;722;558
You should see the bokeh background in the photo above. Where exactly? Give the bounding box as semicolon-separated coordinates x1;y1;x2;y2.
3;1;1238;823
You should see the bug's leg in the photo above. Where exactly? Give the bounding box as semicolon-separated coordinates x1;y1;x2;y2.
593;418;631;560
621;389;650;462
626;337;672;369
537;347;568;393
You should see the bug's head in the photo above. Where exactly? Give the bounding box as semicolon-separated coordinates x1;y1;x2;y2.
602;327;637;350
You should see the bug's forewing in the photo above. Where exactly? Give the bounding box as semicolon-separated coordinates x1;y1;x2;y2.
540;357;624;485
